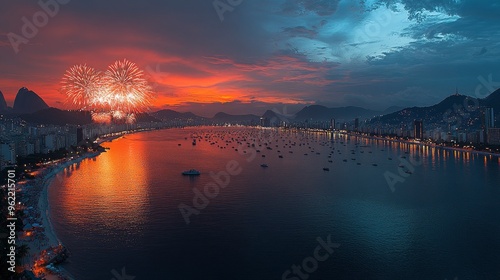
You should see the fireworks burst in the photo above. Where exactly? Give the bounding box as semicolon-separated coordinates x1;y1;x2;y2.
61;59;154;124
91;112;112;124
103;59;153;115
126;113;136;124
61;65;102;109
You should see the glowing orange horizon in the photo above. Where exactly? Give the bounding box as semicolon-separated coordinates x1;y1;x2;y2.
1;48;330;112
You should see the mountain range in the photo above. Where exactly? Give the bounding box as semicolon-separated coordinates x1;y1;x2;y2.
1;87;499;128
371;88;500;130
0;87;49;114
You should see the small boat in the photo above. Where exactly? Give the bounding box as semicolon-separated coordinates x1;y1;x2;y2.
372;164;378;166
182;169;200;176
323;167;330;171
279;155;283;158
260;164;268;168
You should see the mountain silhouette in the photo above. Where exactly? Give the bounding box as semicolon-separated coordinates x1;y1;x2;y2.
484;88;500;111
151;109;204;121
13;87;49;114
0;90;8;112
212;112;260;124
371;89;500;130
20;108;92;125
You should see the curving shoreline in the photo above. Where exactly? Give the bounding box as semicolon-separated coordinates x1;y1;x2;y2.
23;131;154;279
343;132;500;158
25;127;498;279
19;126;498;279
24;151;102;279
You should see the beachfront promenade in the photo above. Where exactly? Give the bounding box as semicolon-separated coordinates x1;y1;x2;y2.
17;152;100;279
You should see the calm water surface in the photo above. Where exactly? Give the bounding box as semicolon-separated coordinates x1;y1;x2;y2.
48;127;500;280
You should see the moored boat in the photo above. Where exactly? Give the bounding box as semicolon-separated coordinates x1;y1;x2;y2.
182;169;201;175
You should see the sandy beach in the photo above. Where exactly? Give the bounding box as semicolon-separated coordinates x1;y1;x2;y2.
18;128;160;279
19;151;102;279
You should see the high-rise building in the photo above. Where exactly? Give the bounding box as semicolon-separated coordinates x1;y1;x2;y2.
414;120;423;140
77;127;84;144
487;128;500;145
485;108;495;129
354;118;359;131
330;118;336;131
259;117;270;127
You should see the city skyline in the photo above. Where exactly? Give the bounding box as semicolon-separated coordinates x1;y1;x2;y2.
1;2;500;279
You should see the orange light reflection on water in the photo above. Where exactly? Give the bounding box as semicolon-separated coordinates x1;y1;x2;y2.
56;137;149;230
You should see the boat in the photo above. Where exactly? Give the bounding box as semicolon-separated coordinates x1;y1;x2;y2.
323;167;330;171
260;164;268;168
182;169;201;176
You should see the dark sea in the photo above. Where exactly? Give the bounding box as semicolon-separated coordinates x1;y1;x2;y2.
48;127;500;280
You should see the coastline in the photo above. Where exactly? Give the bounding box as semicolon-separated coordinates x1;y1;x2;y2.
22;151;101;279
343;132;500;158
20;127;164;279
15;126;498;279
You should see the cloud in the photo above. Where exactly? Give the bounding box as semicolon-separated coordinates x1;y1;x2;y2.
282;0;341;16
282;26;318;38
0;0;499;113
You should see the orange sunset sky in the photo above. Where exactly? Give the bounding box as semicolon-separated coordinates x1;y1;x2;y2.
1;0;498;116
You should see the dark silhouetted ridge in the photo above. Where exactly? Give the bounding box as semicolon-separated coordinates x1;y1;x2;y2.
13;87;49;114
